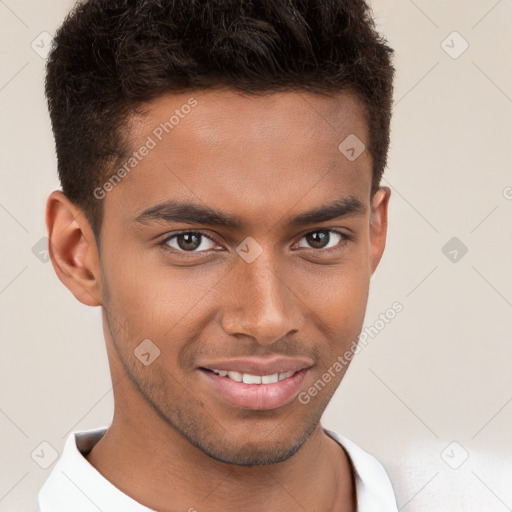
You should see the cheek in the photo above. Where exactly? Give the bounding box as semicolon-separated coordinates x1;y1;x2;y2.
296;255;370;319
100;250;224;355
291;255;371;362
102;248;189;314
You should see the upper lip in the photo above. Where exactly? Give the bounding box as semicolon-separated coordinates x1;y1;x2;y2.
197;356;313;376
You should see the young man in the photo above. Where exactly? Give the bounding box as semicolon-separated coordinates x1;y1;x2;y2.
38;0;397;510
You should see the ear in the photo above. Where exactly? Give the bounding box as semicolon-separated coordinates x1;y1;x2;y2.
45;190;103;306
369;186;391;275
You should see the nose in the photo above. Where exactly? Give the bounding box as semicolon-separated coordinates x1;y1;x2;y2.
220;247;304;346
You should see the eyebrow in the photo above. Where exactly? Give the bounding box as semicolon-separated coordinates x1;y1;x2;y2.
133;196;366;230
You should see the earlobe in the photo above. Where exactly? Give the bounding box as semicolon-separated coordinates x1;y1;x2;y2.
45;190;103;307
369;186;391;275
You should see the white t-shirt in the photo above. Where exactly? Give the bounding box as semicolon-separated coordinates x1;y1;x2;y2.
37;426;398;511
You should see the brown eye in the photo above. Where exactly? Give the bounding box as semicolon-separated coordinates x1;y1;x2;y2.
297;229;347;250
163;231;218;253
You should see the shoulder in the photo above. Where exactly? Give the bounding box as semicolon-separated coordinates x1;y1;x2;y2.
324;428;399;512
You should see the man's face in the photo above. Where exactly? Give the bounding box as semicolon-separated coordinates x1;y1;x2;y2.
96;89;388;465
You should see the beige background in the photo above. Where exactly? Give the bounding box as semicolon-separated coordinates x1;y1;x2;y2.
1;0;511;510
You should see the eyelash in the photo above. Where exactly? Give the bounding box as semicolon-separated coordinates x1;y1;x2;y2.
158;229;352;256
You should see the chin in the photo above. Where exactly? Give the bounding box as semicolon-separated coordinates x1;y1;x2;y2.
198;438;305;467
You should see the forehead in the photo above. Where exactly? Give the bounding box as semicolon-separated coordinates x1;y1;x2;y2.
106;89;372;229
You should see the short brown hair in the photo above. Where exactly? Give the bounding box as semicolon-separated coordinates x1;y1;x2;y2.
45;0;395;238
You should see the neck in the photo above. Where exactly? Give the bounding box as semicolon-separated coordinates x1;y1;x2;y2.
85;402;355;511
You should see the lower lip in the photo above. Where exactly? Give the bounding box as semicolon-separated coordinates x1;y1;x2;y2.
198;368;309;410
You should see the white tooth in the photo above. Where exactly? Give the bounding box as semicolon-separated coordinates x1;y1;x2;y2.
222;370;295;384
261;373;279;384
227;371;243;382
243;373;262;384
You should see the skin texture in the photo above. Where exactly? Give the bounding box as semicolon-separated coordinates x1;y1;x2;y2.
46;88;390;512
